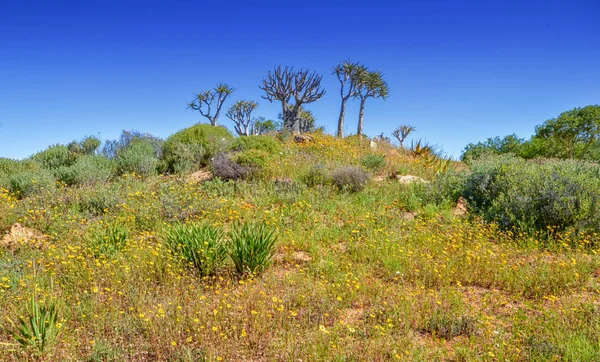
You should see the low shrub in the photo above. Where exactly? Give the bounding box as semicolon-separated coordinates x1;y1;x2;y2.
159;141;206;174
162;124;233;172
361;154;386;171
54;155;114;186
463;155;600;237
163;223;227;276
31;144;75;170
301;163;330;187
233;149;271;178
331;166;370;192
228;221;277;275
422;311;477;339
210;153;251;181
8;170;56;198
115;140;158;177
231;135;281;154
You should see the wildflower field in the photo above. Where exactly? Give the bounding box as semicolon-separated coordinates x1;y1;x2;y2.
1;133;599;361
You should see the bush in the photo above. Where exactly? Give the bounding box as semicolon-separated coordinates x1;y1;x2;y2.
163;223;227;276
463;155;600;237
162;124;233;172
233;149;271;179
331;166;370;192
231;135;281;154
301;163;330;187
159;141;205;174
210;153;251;181
86;222;129;256
31;144;75;170
68;136;102;156
101;130;163;159
8;170;56;198
54;155;114;186
361;154;386;171
228;221;277;275
115;140;158;177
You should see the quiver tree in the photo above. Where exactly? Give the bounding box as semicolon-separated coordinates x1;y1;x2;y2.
333;61;362;138
259;65;325;134
355;70;389;137
187;83;235;126
278;106;317;133
392;125;415;148
226;100;259;136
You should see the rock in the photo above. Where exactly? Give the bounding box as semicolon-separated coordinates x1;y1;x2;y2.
188;169;213;183
369;140;377;149
294;134;313;144
453;197;468;217
291;251;312;263
1;223;48;250
372;175;386;182
396;175;429;184
400;212;418;221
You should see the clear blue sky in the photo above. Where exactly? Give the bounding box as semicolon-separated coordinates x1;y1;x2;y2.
1;0;599;159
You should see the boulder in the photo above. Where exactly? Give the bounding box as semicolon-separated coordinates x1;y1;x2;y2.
396;175;429;184
1;223;48;250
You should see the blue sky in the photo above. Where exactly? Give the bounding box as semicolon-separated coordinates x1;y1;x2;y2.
1;0;599;159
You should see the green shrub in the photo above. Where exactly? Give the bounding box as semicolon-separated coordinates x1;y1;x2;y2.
159;141;206;174
115;140;158;177
163;223;227;276
331;166;370;192
31;144;75;170
228;221;277;275
233;149;271;179
301;163;330;187
162;124;233;172
361;154;386;171
422;311;477;339
8;170;56;198
231;135;281;154
86;222;129;256
68;136;102;156
463;155;600;238
55;155;114;186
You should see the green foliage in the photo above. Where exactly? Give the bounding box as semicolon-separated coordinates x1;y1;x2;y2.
463;105;600;161
360;154;386;171
233;149;270;177
301;163;331;187
463;155;600;239
163;223;227;276
32;144;75;170
159;141;206;174
231;135;281;154
162;124;233;172
116;140;158;177
8;170;56;198
331;166;370;192
4;296;62;356
54;155;114;186
422;311;477;339
228;221;277;275
68;136;102;156
86;222;129;256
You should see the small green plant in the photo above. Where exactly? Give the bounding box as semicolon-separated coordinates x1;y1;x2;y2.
4;296;62;356
87;222;129;256
331;166;370;192
361;154;386;171
163;223;227;276
423;311;477;339
301;163;330;187
228;221;277;275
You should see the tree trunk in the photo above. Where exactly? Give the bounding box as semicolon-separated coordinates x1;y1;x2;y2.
357;98;366;137
337;98;348;138
210;117;217;126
